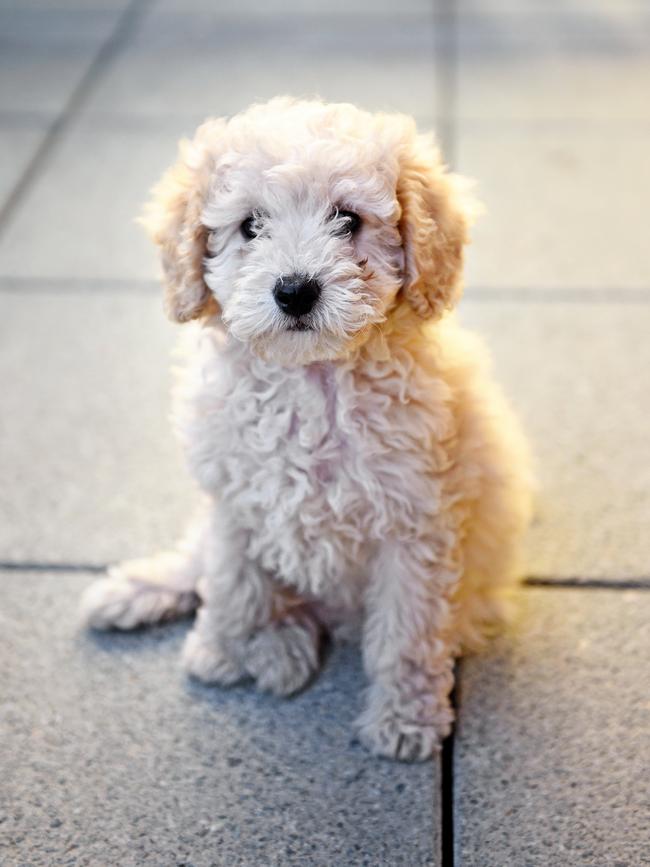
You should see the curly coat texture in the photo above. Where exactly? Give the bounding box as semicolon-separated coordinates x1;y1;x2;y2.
80;98;532;761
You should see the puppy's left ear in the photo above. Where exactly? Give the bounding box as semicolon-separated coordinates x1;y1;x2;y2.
140;120;224;323
397;134;479;319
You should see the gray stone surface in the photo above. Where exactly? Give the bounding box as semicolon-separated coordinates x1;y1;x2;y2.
157;0;434;12
459;300;650;581
0;290;195;565
0;124;48;209
459;124;650;291
458;0;647;10
454;588;650;866
0;47;96;116
0;6;121;45
0;570;438;867
81;8;442;120
0;0;129;9
127;7;438;50
0;3;443;282
456;9;650;121
0;3;120;117
0;119;182;280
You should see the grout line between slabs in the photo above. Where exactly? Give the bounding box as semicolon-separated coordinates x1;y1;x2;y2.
524;576;650;590
0;0;153;240
436;2;458;859
3;110;650;134
435;0;458;169
461;287;650;304
2;561;649;591
0;561;107;574
440;668;458;867
0;276;161;293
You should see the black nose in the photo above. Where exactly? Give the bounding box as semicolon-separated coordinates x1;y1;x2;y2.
273;274;321;317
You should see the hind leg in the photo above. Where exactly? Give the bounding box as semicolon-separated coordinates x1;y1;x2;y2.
79;517;206;631
453;508;526;652
453;409;533;651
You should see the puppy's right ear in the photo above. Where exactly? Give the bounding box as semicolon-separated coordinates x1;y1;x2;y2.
140;121;224;323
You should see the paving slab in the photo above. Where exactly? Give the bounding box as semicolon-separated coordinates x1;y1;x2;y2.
0;119;183;280
0;290;194;565
123;7;438;51
81;9;441;121
2;292;649;583
457;9;650;121
454;587;650;866
459;300;650;581
0;4;441;282
0;47;98;117
458;122;650;291
0;6;121;46
0;3;121;119
0;0;129;9
82;50;439;123
458;0;648;11
157;0;433;14
0;123;48;210
0;570;438;867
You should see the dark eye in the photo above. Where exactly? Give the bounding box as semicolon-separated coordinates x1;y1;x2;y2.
331;208;361;237
240;215;258;240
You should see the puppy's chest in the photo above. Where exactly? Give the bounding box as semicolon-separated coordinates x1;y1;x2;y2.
187;358;447;547
204;364;367;518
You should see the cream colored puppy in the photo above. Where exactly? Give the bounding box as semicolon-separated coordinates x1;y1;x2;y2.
81;97;532;761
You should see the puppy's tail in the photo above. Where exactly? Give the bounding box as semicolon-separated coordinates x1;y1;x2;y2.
80;552;202;631
80;519;207;631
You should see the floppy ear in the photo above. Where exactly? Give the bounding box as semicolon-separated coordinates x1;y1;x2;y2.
140;122;223;323
397;134;477;319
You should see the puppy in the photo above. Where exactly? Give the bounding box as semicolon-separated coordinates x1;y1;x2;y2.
81;97;532;761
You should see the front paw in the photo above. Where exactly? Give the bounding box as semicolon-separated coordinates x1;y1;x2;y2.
182;627;246;686
355;685;454;762
243;617;321;697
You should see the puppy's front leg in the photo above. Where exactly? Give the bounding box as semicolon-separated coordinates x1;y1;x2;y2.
357;539;458;762
182;511;322;696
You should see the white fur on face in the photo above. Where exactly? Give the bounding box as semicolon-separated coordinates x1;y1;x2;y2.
200;107;405;364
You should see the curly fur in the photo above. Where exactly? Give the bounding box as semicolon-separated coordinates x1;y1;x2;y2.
80;98;532;761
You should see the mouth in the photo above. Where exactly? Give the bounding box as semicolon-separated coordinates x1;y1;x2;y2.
286;320;314;332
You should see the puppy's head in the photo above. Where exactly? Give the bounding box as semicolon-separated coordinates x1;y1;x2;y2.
143;97;476;364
